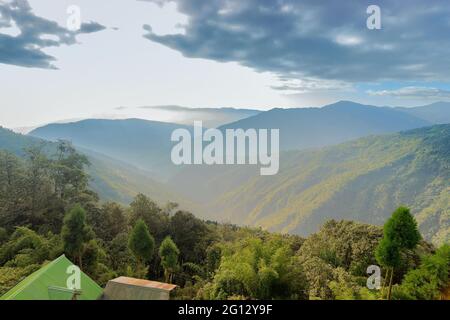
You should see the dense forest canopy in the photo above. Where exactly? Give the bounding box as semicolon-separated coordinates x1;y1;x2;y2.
0;142;448;300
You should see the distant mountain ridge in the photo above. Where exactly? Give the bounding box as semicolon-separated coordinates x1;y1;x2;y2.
28;101;443;181
30;118;191;180
17;106;261;134
219;101;432;150
396;101;450;124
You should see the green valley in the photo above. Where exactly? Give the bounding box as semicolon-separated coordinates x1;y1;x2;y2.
170;125;450;246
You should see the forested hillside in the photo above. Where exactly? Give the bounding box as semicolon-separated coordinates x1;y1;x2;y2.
0;142;448;299
170;125;450;245
0;127;187;207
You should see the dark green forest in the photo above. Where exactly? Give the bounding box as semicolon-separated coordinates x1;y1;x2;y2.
0;143;448;300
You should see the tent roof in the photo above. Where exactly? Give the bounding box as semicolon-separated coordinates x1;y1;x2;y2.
0;255;103;300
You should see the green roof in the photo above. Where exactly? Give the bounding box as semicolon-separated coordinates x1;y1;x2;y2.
0;255;103;300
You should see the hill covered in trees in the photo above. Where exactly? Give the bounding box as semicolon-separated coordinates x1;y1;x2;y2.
170;124;450;245
0;127;190;207
5;121;449;246
0;140;448;300
23;103;449;246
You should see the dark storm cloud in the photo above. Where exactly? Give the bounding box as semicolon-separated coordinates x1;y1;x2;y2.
142;0;450;87
0;0;106;69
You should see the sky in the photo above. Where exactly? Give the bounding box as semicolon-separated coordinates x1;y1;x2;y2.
1;0;450;128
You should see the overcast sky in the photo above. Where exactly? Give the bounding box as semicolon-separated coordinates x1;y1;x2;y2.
1;0;450;128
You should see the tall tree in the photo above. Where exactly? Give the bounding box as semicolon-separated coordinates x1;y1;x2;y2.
129;194;169;243
89;202;127;242
61;204;93;268
0;151;28;230
159;236;180;283
24;144;51;218
52;140;90;202
376;206;421;299
128;219;155;266
169;211;215;264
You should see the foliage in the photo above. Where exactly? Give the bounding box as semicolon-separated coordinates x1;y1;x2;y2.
61;204;93;267
199;235;308;300
0;265;41;296
395;245;450;300
328;267;378;300
375;207;421;299
159;236;180;283
88;202;127;242
189;125;450;247
0;142;443;301
128;219;155;264
383;207;421;250
169;211;217;264
129;194;169;243
298;220;382;276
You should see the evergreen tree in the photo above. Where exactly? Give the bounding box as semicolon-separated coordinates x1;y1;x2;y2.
61;204;93;268
159;236;180;283
376;206;421;299
129;194;169;243
128;219;155;266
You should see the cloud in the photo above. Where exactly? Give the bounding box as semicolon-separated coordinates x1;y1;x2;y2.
0;0;106;69
368;87;450;100
113;105;261;127
139;105;258;112
78;21;107;34
141;0;450;87
270;77;353;94
139;105;188;111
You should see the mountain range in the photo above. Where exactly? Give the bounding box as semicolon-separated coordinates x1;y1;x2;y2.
2;100;449;245
219;101;436;151
29;118;192;180
396;102;450;124
29;101;449;179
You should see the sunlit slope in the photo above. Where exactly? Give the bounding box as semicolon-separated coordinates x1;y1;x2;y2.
195;125;449;245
